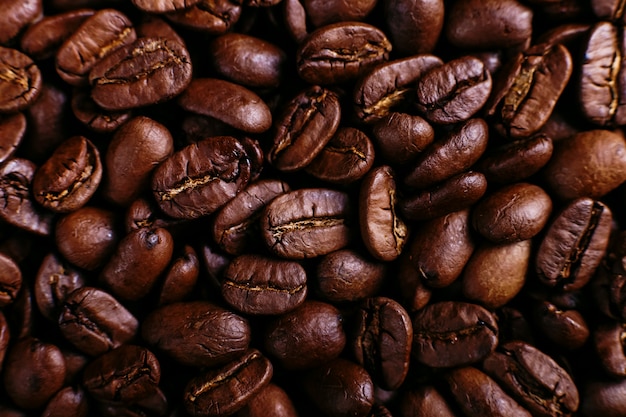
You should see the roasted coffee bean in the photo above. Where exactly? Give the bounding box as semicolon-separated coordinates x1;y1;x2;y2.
165;0;242;34
83;345;160;403
296;22;392;85
316;249;386;303
543;129;626;200
407;209;474;288
581;378;626;416
236;383;298;417
55;206;118;271
415;56;492;125
183;349;272;417
352;297;412;390
404;118;489;189
3;337;66;410
0;113;25;165
103;116;174;207
486;43;572;139
536;198;612;291
483;341;579;417
156;245;200;306
303;358;374;417
371;112;435;165
213;179;290;255
594;321;626;377
222;254;307;315
353;55;443;123
132;0;202;13
261;188;351;259
532;301;590;350
269;86;341;172
299;0;377;28
59;287;139;356
0;158;53;236
0;253;21;308
33;136;102;213
71;89;132;133
445;0;533;50
55;9;136;86
41;386;89;417
0;0;42;45
305;127;375;184
209;33;286;89
136;14;186;45
0;47;42;113
472;182;552;244
141;301;251;368
151;136;251;219
178;78;272;134
34;253;85;322
399;386;457;417
90;37;193;111
444;366;532;417
20;9;95;60
359;165;408;261
412;301;498;368
383;0;444;55
264;300;346;370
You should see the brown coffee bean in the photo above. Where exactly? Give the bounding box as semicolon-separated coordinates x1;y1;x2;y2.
132;0;202;13
141;301;251;368
0;0;42;45
264;300;346;370
0;253;21;308
136;14;186;45
300;0;377;28
0;47;42;113
34;253;85;322
399;386;458;417
236;383;298;417
165;0;242;34
261;188;351;259
383;0;444;55
296;22;392;85
594;321;626;377
71;89;132;133
412;301;498;368
581;378;626;417
41;386;89;417
533;301;590;350
183;349;272;417
90;37;193;110
156;245;200;306
0;113;25;165
371;112;435;165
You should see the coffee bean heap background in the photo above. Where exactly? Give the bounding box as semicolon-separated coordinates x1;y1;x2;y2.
1;0;626;416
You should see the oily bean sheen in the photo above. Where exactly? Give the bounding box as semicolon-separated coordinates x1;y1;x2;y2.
0;47;42;113
90;37;192;111
352;297;413;390
33;136;102;213
371;112;435;165
141;301;251;368
177;78;272;134
483;341;579;417
152;136;251;219
536;198;612;291
359;165;408;261
269;86;341;172
472;183;553;244
261;188;351;259
184;349;272;417
412;301;498;368
296;22;392;85
415;56;492;125
486;43;572;139
222;254;308;315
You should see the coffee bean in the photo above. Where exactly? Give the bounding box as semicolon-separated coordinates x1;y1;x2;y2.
132;0;202;13
156;245;200;306
371;112;435;165
0;113;25;165
71;89;132;133
34;253;85;322
0;0;42;45
41;386;89;417
399;386;458;417
594;321;626;377
0;47;42;113
532;301;590;350
384;0;444;55
236;383;298;417
165;0;242;34
0;253;21;308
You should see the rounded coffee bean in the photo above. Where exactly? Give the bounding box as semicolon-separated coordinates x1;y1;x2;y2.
177;78;272;134
399;386;457;417
0;253;21;307
383;0;444;55
412;301;498;368
34;253;85;322
103;116;174;207
536;198;612;291
300;0;377;28
371;112;435;165
533;301;590;350
407;209;474;288
165;0;242;35
296;22;392;85
261;188;351;259
264;300;346;370
41;386;89;417
543;129;626;200
0;47;42;113
183;349;272;417
151;136;251;219
90;37;193;110
269;86;341;172
33;136;102;213
236;383;298;417
83;345;160;403
59;287;139;356
316;249;386;303
100;227;174;301
222;254;307;315
141;301;251;368
415;56;492;125
0;0;42;45
581;378;626;417
483;341;579;417
3;337;66;410
359;165;408;261
55;9;136;86
156;245;200;306
472;183;552;243
303;358;374;417
352;297;412;390
55;206;118;271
